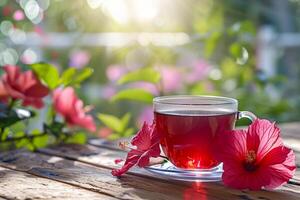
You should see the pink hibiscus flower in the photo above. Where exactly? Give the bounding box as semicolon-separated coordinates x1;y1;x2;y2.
0;65;49;108
218;119;296;190
53;87;96;132
106;65;127;82
69;50;91;69
186;60;211;84
111;121;161;176
13;10;25;21
160;66;182;93
137;106;154;127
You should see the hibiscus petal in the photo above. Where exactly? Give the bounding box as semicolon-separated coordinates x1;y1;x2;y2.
0;80;8;98
15;70;36;92
259;146;296;189
137;153;150;167
23;71;49;98
111;121;161;176
4;65;20;83
131;122;152;151
222;159;270;190
114;159;123;164
263;163;296;189
2;75;25;99
248;119;283;159
72;114;96;132
217;129;247;162
111;150;140;176
22;98;44;109
111;162;134;177
222;159;251;189
53;87;77;116
260;146;295;167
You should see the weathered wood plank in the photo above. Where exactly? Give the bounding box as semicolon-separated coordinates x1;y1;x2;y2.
1;150;299;200
280;123;300;140
0;166;116;200
0;150;211;200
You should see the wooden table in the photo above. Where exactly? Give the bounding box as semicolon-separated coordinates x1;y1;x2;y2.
0;123;299;200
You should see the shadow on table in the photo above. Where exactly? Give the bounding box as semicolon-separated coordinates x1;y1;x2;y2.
116;176;300;200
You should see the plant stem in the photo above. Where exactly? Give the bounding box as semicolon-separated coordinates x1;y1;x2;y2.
0;99;16;141
0;128;4;141
8;99;16;112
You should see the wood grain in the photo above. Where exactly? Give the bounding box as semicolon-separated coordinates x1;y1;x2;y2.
0;150;299;200
0;166;115;200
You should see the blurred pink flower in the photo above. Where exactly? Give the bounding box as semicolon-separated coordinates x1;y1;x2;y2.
53;87;96;132
129;82;159;95
13;10;24;21
186;60;211;84
34;26;44;35
160;66;182;93
0;65;49;108
137;106;153;127
106;65;127;82
0;80;8;104
98;127;113;138
102;85;117;99
69;50;91;69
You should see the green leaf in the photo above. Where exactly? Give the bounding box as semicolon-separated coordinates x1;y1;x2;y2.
31;63;60;90
0;128;10;141
32;129;49;148
123;128;134;137
204;31;221;58
107;133;121;140
14;131;28;149
60;68;76;86
72;68;93;85
121;113;131;130
65;132;87;144
98;114;123;132
44;122;64;137
0;109;35;128
111;89;154;104
118;68;161;85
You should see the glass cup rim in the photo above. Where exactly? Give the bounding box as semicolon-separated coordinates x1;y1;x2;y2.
153;95;238;106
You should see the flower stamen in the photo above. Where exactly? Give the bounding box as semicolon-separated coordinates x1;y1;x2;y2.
245;150;256;163
244;150;257;172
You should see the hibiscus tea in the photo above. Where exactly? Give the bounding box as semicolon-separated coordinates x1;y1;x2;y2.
155;110;237;170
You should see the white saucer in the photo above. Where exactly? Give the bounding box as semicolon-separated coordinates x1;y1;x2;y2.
145;161;223;182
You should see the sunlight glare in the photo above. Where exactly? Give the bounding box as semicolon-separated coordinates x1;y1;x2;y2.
133;0;159;22
86;0;102;9
89;0;161;24
101;0;129;24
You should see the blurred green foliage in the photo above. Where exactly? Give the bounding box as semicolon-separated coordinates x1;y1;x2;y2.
98;113;134;139
0;0;299;142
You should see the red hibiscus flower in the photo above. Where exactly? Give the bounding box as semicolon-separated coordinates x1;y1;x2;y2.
53;87;96;132
112;121;161;176
0;80;9;103
0;65;49;108
218;119;296;190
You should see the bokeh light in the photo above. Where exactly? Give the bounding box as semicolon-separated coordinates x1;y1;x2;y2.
21;48;39;64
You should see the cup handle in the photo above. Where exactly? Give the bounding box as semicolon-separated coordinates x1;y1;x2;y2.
238;111;257;122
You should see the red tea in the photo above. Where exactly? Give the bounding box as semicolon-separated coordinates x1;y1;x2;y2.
155;110;237;169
